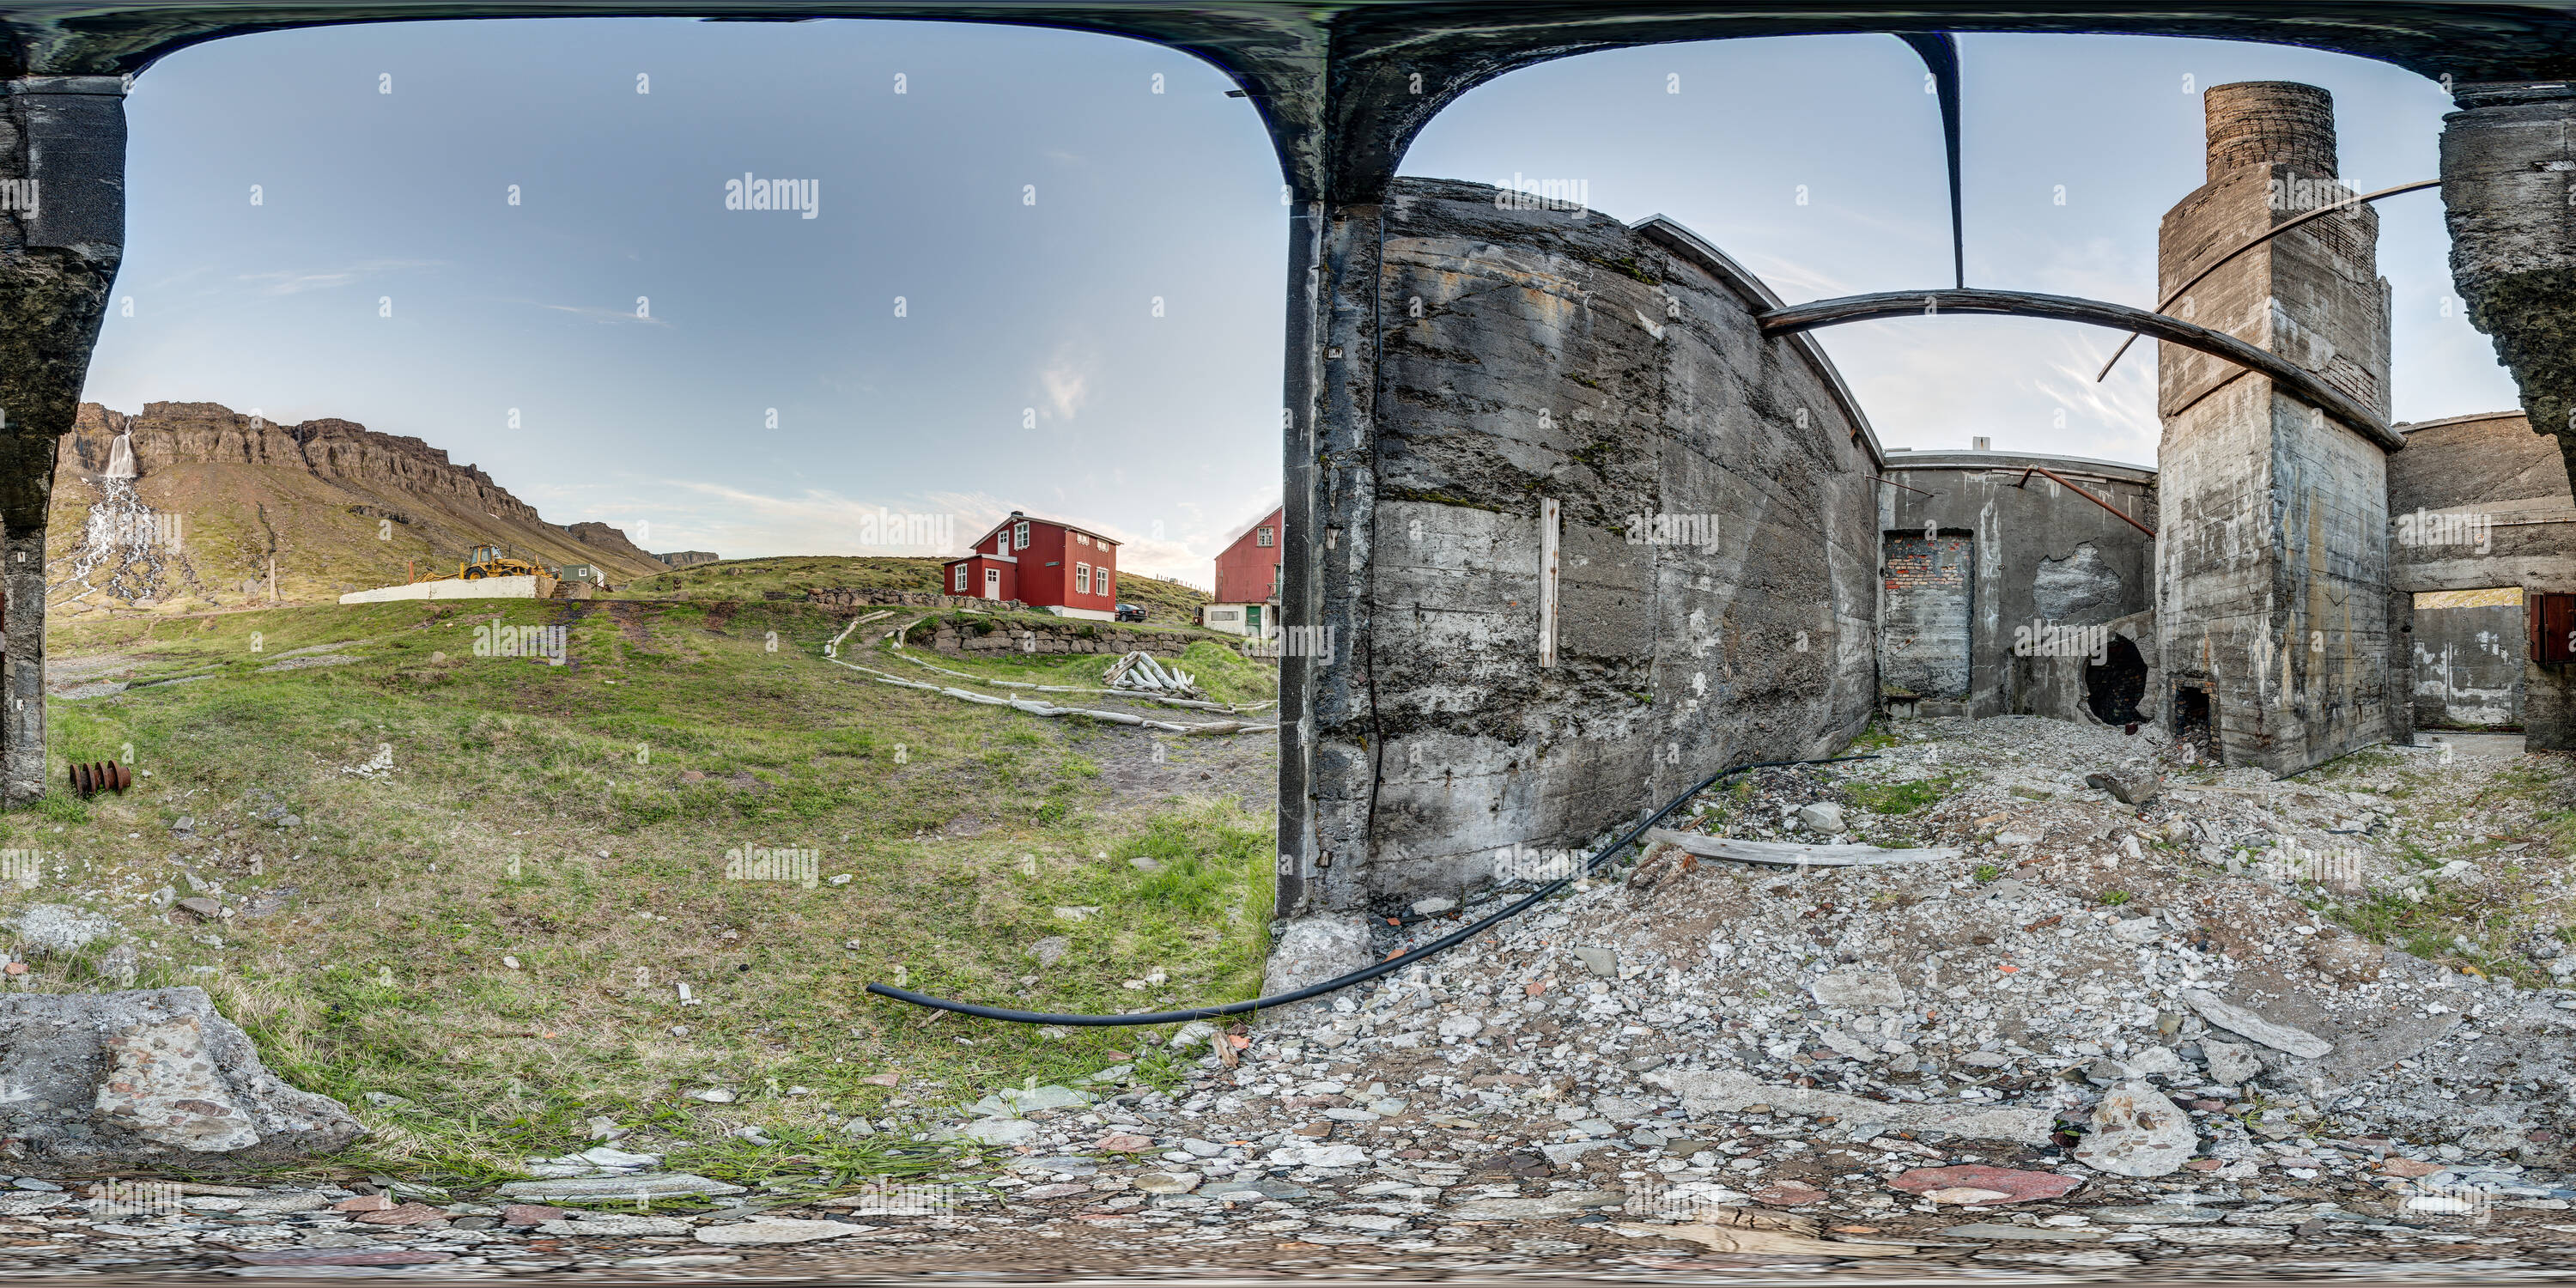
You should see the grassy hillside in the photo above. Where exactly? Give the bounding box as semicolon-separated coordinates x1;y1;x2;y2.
46;465;665;618
621;555;1214;622
19;599;1278;1183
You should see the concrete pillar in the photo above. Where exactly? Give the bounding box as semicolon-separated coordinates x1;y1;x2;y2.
2155;82;2396;775
0;75;128;804
1275;196;1386;923
2442;82;2576;501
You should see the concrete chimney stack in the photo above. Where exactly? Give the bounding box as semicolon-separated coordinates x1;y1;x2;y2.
2154;80;2396;775
2203;81;2338;179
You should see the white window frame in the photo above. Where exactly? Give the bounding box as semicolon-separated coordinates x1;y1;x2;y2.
1257;526;1274;548
954;565;967;592
1014;520;1031;550
1076;562;1091;593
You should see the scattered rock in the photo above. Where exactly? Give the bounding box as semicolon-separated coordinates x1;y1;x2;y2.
2153;1225;2292;1246
1941;1223;2104;1242
1795;803;1849;834
494;1173;745;1202
1261;916;1371;994
536;1214;693;1236
2084;769;2163;805
350;1200;450;1226
2202;1040;2261;1085
2075;1081;2197;1177
955;1118;1039;1146
2181;989;2334;1058
9;905;114;955
1891;1165;2081;1205
1649;1069;2054;1145
696;1218;872;1245
1808;969;1905;1010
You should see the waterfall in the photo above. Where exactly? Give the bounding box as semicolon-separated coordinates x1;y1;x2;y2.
103;432;137;480
60;433;179;607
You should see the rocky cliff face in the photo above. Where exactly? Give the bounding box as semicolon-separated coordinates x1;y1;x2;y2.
66;403;543;524
49;401;664;611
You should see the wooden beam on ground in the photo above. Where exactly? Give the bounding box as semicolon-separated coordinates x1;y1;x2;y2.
1645;827;1961;868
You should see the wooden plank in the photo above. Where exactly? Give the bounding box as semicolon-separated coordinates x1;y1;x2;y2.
1539;496;1559;670
1644;827;1959;867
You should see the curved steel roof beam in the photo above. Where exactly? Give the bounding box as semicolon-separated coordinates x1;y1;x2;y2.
1759;287;2398;450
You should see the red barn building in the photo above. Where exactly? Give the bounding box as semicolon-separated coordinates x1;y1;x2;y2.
942;510;1121;620
1201;504;1283;636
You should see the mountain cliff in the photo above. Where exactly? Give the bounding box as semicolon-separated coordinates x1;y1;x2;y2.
51;402;667;612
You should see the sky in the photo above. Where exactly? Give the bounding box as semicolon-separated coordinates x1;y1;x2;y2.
83;21;2519;580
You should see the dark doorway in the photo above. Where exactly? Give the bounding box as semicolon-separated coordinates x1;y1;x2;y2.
2084;635;2148;725
2173;684;2215;761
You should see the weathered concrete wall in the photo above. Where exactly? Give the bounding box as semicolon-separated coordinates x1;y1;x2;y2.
1878;452;2157;723
2408;589;2521;728
2443;84;2576;501
2388;410;2576;744
1335;179;1880;913
0;76;125;805
2155;82;2397;776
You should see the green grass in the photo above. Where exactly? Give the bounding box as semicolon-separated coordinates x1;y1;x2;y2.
619;555;1212;623
16;598;1278;1187
1844;775;1953;816
883;636;1279;712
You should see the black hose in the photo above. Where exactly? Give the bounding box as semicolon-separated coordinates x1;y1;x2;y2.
864;752;1880;1027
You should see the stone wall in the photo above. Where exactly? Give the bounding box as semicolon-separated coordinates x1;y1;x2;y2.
1334;179;1881;913
803;588;1017;612
2387;410;2576;744
908;617;1192;658
1877;452;2159;723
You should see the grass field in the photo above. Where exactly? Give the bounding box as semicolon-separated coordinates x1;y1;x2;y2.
617;555;1213;623
17;598;1279;1187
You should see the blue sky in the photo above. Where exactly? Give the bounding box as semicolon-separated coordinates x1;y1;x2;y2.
83;20;2517;580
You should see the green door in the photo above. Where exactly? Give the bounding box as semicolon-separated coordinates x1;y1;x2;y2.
1244;605;1261;636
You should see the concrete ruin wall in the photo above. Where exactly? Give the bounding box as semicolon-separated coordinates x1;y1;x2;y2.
1346;179;1880;910
2154;82;2399;775
1875;452;2158;725
2387;410;2576;744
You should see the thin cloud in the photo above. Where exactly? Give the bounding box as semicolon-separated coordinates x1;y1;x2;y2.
539;303;668;325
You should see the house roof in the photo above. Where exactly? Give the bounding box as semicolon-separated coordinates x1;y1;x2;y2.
1217;501;1285;552
960;511;1122;554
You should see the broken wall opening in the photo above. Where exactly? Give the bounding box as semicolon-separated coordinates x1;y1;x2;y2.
2085;634;2149;726
1881;530;1973;705
2173;682;2215;762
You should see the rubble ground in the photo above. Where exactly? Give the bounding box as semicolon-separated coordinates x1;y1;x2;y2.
0;717;2571;1279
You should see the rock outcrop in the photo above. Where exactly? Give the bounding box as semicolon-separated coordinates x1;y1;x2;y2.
0;987;361;1170
66;404;540;524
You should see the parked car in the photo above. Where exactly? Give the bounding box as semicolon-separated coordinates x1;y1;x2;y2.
1115;602;1148;622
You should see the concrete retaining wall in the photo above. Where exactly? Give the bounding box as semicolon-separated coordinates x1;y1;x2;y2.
1340;179;1881;912
908;618;1192;658
340;574;550;604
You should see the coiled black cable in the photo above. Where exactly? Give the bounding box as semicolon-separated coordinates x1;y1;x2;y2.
864;752;1880;1026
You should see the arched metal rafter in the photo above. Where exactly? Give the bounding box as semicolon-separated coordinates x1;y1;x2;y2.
1759;288;2398;450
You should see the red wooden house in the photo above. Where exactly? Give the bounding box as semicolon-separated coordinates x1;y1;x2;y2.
942;510;1121;619
1201;504;1283;636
